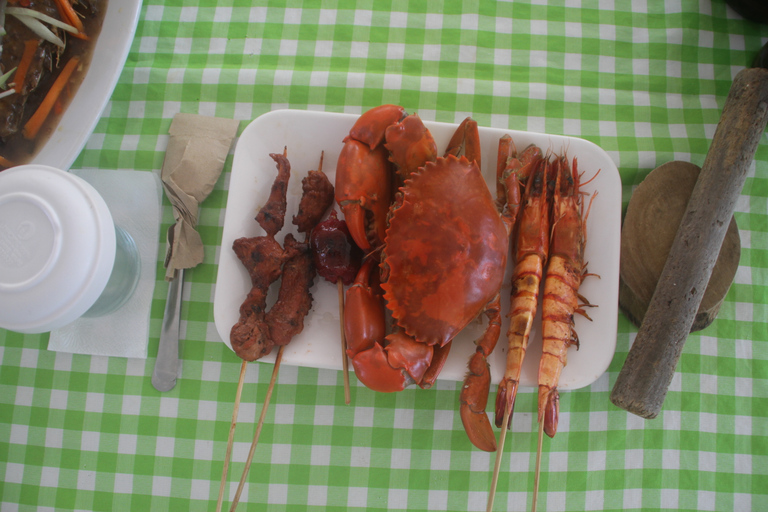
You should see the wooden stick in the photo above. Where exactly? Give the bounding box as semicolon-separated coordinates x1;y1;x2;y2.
531;420;544;512
229;346;285;512
486;381;513;512
216;360;248;512
338;281;351;404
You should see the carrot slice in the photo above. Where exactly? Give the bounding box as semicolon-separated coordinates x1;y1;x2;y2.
69;31;89;41
0;155;16;168
52;0;85;35
22;56;80;140
14;39;39;94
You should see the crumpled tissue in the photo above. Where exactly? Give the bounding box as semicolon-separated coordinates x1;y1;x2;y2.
161;113;240;280
48;169;162;359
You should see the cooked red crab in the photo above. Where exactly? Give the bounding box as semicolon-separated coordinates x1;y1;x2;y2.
336;105;519;451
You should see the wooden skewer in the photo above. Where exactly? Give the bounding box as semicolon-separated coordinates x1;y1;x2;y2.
229;345;285;512
216;360;249;512
486;381;514;512
531;420;544;512
338;280;351;404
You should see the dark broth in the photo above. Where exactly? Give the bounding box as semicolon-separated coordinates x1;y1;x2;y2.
0;0;108;166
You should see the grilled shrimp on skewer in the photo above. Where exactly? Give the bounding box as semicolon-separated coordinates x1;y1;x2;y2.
538;156;597;437
494;146;548;428
485;142;548;512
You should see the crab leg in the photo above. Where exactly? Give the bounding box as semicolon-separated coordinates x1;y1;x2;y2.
444;116;481;169
459;293;504;452
456;128;521;452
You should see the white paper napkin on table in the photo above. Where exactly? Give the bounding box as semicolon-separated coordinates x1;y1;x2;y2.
48;169;162;359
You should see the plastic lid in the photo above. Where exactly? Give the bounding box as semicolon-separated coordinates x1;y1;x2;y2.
0;165;116;333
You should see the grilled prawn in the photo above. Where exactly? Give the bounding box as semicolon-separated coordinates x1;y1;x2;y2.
538;156;596;437
494;150;549;428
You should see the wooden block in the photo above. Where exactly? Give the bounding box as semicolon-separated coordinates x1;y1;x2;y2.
619;160;741;332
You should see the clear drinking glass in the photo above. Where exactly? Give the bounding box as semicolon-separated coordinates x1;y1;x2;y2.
83;224;141;317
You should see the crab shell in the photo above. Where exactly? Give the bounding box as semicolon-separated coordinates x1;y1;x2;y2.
380;154;509;348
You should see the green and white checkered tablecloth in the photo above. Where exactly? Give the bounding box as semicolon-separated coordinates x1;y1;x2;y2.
2;0;767;510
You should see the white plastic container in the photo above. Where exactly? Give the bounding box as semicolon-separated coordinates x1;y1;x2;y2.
0;165;140;333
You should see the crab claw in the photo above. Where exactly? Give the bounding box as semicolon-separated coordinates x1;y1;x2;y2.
350;331;434;393
345;257;441;393
345;259;386;356
345;259;421;393
338;201;372;252
335;105;408;250
348;104;407;149
335;140;392;250
460;350;497;452
350;342;411;392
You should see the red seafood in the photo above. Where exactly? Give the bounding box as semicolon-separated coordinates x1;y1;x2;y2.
538;156;596;437
494;151;550;429
336;106;516;451
458;137;545;452
334;104;437;250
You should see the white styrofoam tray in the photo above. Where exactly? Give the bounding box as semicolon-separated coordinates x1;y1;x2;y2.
214;109;621;391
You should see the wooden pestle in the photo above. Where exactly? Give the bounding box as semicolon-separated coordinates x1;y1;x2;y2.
610;67;768;419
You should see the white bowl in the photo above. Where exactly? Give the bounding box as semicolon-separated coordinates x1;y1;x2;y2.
31;0;143;170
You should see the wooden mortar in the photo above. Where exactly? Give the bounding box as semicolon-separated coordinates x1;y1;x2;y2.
619;160;741;332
